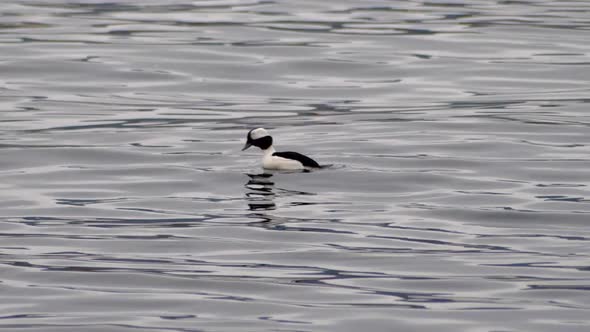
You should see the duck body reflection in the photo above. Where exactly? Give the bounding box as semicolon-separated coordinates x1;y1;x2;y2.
245;173;277;211
244;171;318;212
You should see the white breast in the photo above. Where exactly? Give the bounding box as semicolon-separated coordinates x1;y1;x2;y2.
262;154;304;170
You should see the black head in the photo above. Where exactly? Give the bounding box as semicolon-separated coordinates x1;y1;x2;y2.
242;128;273;151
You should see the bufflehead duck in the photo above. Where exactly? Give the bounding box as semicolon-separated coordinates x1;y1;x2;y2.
242;128;321;170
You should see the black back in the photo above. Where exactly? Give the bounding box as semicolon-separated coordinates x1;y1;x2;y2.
273;151;320;168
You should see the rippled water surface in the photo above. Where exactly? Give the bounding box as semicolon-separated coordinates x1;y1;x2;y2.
1;0;590;331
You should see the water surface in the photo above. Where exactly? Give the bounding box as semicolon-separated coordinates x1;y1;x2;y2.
1;0;590;331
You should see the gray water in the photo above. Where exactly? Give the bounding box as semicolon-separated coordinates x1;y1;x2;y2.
1;0;590;331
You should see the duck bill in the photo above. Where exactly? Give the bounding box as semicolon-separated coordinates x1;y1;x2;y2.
241;142;252;151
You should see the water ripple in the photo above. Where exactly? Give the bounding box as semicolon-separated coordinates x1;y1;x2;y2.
1;0;590;331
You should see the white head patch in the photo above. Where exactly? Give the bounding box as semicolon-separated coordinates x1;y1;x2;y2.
249;128;269;140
